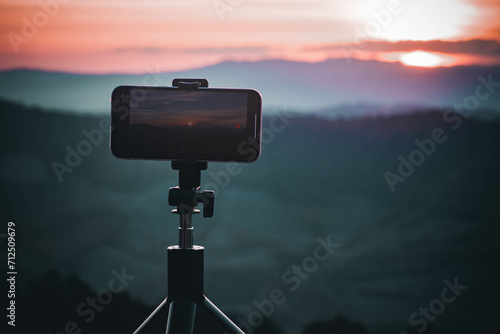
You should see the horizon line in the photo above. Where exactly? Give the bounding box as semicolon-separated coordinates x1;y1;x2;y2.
3;57;497;76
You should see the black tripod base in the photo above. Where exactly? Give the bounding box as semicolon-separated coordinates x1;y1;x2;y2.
133;246;244;334
165;296;244;334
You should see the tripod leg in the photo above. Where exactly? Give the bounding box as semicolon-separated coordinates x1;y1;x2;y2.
133;297;169;334
200;296;245;334
166;299;197;334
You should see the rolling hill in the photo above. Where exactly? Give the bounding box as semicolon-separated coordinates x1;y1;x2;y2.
1;99;500;333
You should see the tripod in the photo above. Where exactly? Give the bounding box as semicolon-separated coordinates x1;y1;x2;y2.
132;163;245;333
129;78;246;333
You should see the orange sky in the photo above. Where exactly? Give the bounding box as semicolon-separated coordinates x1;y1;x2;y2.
1;0;499;74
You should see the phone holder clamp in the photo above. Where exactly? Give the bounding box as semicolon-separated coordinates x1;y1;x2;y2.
172;78;209;89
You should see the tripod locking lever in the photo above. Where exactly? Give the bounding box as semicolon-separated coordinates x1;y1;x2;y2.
168;187;215;218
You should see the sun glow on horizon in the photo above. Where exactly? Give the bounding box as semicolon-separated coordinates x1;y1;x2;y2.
399;51;449;68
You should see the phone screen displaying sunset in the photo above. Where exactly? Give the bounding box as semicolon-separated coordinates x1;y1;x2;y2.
129;89;247;130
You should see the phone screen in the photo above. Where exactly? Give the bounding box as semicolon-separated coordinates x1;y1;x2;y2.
129;89;248;133
111;86;262;162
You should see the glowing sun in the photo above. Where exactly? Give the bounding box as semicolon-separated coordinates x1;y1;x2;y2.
400;51;445;67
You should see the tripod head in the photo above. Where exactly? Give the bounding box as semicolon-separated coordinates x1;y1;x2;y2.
169;161;215;217
168;161;215;248
168;160;214;248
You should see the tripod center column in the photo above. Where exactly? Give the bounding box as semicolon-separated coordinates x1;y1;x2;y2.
179;213;194;248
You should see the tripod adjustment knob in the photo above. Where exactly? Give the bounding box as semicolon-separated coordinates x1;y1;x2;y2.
198;190;215;218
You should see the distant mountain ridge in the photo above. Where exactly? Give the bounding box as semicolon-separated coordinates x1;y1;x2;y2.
1;58;500;117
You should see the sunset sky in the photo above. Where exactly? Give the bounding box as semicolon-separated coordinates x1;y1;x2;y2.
1;0;500;74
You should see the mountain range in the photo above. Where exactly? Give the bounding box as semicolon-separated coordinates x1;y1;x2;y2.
1;59;500;117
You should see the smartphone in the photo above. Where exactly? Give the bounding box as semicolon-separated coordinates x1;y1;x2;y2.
110;85;262;162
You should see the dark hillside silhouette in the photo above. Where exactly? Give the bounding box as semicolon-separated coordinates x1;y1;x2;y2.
1;99;499;333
